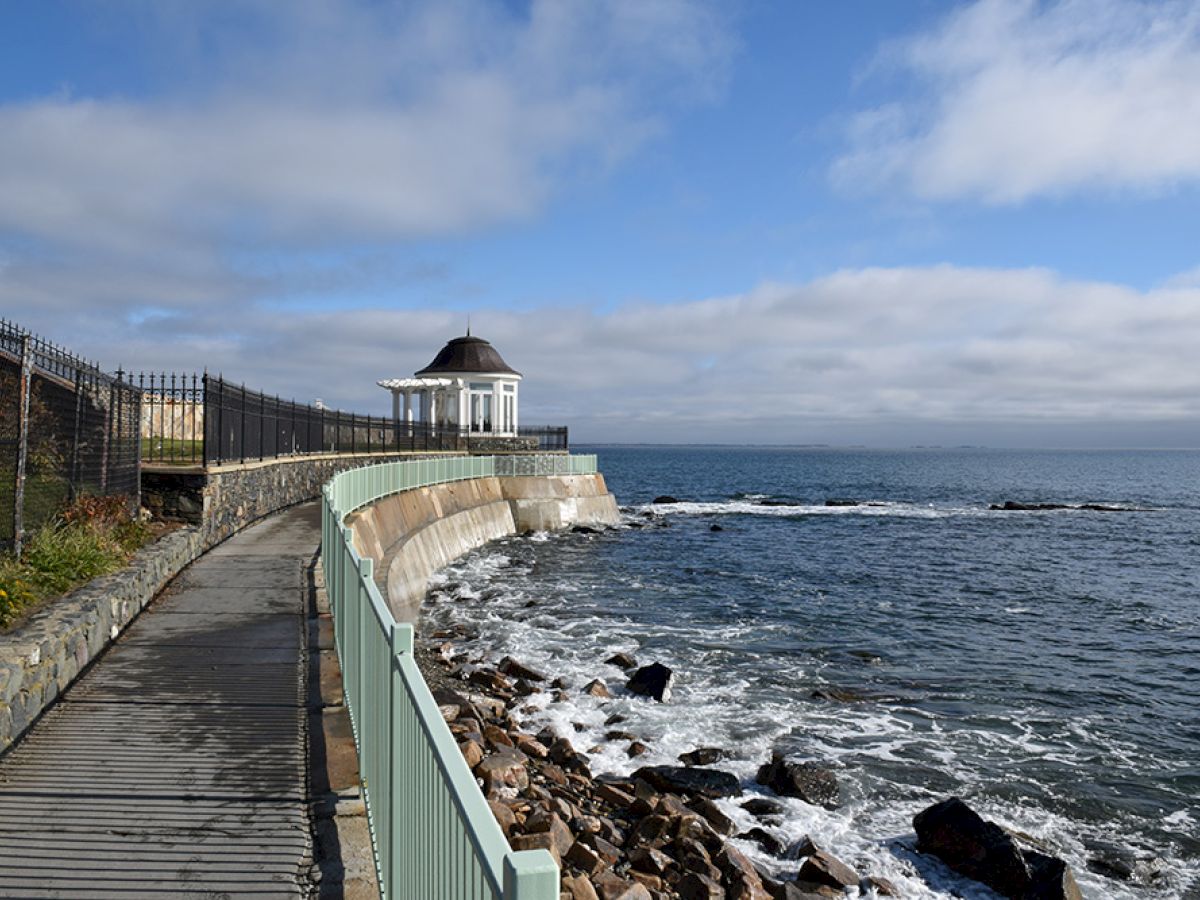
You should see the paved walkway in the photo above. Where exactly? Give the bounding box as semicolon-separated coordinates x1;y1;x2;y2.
0;503;321;898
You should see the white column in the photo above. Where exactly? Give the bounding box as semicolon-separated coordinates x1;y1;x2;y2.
391;389;401;421
512;383;519;432
428;390;437;431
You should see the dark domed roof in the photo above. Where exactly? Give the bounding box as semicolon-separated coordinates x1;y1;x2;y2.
415;335;521;377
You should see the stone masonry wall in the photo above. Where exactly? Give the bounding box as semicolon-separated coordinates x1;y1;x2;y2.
0;450;462;753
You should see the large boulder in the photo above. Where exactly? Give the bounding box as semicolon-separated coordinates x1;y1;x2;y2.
755;753;839;809
626;662;674;702
912;797;1082;900
633;765;742;799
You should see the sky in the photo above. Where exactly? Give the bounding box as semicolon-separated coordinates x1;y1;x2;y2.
1;0;1198;447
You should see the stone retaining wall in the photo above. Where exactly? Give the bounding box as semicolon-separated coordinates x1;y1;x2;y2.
0;450;462;753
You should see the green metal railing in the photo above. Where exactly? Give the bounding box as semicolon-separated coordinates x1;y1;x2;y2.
321;454;597;899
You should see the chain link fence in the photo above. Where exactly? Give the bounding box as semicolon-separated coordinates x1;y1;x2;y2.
1;320;141;552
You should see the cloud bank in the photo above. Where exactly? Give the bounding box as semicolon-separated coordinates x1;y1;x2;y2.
12;265;1199;446
835;0;1200;203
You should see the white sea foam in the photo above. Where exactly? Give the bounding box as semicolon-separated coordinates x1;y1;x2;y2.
421;538;1198;900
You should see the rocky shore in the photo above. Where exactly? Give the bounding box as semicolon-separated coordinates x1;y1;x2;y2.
414;635;1084;900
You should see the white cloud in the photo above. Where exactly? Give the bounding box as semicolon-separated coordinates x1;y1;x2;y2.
8;265;1199;445
0;0;731;252
834;0;1200;203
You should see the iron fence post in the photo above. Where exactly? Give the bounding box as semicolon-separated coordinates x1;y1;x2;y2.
12;336;32;556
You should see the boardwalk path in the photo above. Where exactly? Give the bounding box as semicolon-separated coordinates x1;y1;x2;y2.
0;503;320;898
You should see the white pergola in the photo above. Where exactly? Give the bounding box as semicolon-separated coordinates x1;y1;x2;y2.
378;334;521;435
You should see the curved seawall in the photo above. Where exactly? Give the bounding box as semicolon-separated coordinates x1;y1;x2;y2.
346;472;619;623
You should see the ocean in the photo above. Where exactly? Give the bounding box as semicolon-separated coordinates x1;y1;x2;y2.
422;447;1200;898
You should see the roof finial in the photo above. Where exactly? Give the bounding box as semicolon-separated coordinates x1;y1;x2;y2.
466;313;471;337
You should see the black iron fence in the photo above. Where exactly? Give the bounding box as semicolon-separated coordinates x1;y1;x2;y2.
1;319;141;551
137;373;571;466
518;426;569;452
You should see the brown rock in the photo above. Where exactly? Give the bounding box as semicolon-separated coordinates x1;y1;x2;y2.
798;848;859;889
595;782;635;808
775;882;843;900
469;668;513;693
562;872;600;900
655;793;692;819
484;723;514;749
716;842;762;884
865;875;898;896
499;655;547;682
755;753;839;809
605;652;638;669
476;749;529;795
627;741;651;758
516;735;549;759
438;703;460;722
740;826;787;857
726;870;772;900
565;840;608;875
592;870;651;900
581;833;622;866
628;871;663;893
627;814;673;849
689;796;735;835
630;846;674;877
583;679;612;698
459;739;484;768
511;831;561;866
677;871;724;899
488;799;516;835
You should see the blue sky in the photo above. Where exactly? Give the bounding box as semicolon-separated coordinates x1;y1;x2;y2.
2;1;1198;445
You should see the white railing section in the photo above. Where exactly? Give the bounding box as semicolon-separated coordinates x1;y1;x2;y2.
321;454;597;899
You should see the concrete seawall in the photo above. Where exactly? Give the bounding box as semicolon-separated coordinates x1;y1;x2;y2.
347;473;620;623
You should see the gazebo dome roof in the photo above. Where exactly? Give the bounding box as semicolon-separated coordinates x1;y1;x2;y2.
415;335;521;377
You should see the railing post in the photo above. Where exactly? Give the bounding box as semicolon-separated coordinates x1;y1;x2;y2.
503;851;559;900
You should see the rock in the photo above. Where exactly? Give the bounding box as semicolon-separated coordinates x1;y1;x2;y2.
605;652;639;669
810;686;869;703
627;741;650;758
679;747;725;766
756;499;790;507
562;873;600;900
633;765;742;799
581;833;622;866
526;811;576;858
475;749;529;796
572;525;601;534
863;875;898;896
677;872;724;899
709;523;724;531
689;796;735;835
498;655;547;682
483;723;514;749
487;798;515;835
458;738;484;768
626;663;674;702
740;827;786;856
652;495;681;504
778;881;843;899
468;668;513;693
755;753;839;809
566;840;608;875
912;796;1031;897
1025;850;1084;900
630;846;674;876
627;814;673;849
510;831;561;866
990;501;1071;511
591;870;650;900
595;782;635;808
824;499;859;506
741;797;785;818
798;848;859;889
514;735;549;759
583;679;612;698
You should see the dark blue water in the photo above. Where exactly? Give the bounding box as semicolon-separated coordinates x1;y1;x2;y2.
425;447;1200;898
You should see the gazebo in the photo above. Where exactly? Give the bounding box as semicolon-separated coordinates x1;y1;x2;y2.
377;333;521;436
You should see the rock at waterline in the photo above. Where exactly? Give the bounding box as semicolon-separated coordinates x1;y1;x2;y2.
912;796;1082;900
756;753;840;810
824;499;859;506
709;522;724;531
679;747;725;766
632;765;742;799
497;655;546;682
626;662;674;702
651;495;681;504
605;651;638;670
